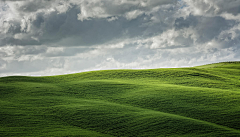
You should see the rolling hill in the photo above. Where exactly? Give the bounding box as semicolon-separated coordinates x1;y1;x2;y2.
1;61;240;136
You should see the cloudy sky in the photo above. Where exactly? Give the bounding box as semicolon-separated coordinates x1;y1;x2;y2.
1;0;240;77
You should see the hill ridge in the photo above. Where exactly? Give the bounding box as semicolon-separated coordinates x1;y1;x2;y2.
75;98;240;133
1;61;240;136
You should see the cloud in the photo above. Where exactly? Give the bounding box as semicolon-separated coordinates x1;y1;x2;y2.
0;0;240;77
0;0;178;47
182;0;240;16
175;15;237;43
76;0;177;21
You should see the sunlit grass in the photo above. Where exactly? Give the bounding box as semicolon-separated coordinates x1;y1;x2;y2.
1;62;240;136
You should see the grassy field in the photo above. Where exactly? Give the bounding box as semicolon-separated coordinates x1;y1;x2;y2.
1;61;240;136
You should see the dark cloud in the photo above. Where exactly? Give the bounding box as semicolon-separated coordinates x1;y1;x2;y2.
0;5;144;46
196;16;236;43
0;0;240;76
210;0;240;15
0;0;179;47
17;0;56;12
174;15;198;29
174;14;237;44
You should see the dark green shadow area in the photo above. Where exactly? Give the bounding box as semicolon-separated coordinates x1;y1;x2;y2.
1;62;240;136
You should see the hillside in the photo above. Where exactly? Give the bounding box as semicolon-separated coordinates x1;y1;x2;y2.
1;62;240;136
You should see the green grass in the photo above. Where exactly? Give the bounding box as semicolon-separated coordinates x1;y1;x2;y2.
1;61;240;136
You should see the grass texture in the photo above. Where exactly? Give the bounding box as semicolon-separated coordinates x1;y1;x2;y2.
1;61;240;136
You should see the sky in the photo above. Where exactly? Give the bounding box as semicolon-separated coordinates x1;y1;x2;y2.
0;0;240;77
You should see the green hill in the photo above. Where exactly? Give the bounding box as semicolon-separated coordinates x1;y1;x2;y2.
1;61;240;136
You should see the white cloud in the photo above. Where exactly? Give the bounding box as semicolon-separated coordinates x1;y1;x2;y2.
182;0;240;16
0;0;240;77
125;10;144;20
